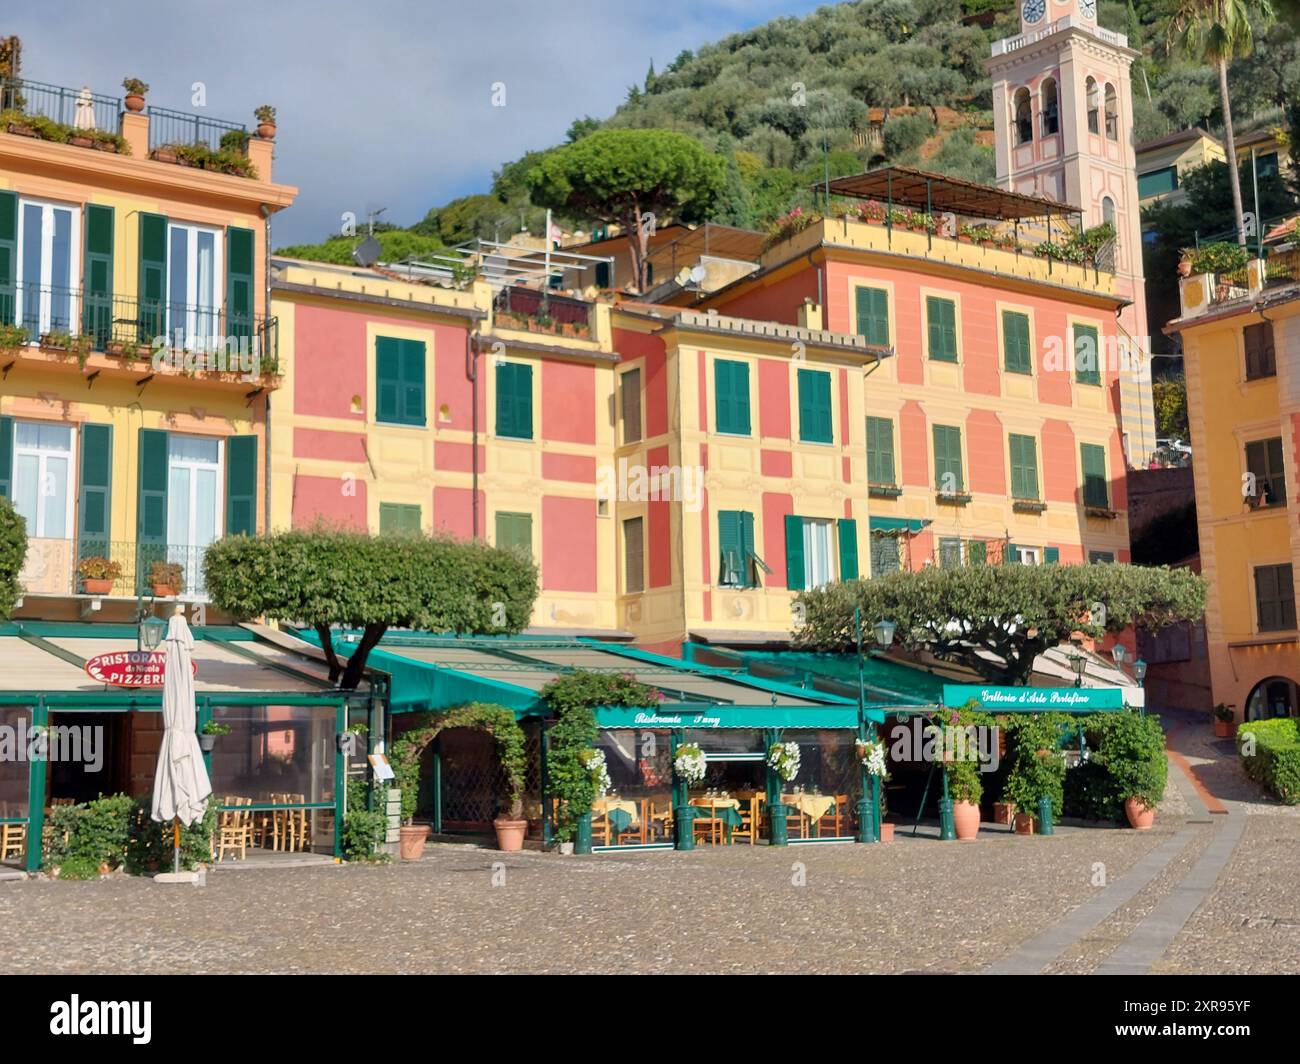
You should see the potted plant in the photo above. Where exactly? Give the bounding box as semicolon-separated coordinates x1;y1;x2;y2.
1094;712;1167;829
1213;703;1236;739
77;556;121;595
122;78;148;113
198;720;230;753
1003;715;1066;835
491;711;530;852
945;755;984;840
151;143;179;164
767;740;801;784
254;104;277;139
149;560;185;597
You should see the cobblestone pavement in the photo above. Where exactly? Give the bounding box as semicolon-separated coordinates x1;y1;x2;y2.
2;826;1173;975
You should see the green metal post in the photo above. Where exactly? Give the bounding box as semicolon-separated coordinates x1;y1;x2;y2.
575;811;593;854
765;727;788;846
872;776;882;842
26;698;47;873
1037;795;1054;836
670;728;697;850
855;610;874;843
432;750;442;835
540;725;552;848
938;763;956;841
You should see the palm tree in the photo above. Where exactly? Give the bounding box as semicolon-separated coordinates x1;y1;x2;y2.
1168;0;1275;245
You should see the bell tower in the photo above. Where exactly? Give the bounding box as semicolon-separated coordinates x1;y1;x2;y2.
988;0;1156;466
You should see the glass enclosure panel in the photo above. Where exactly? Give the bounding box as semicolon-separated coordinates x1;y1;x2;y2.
681;728;766;800
591;729;672;844
0;707;32;867
50;206;72;329
783;730;862;837
209;704;337;809
169;226;188;344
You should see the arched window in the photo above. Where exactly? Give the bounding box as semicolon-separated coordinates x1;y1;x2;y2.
1104;83;1118;140
1246;677;1298;720
1102;196;1115;225
1013;88;1033;146
1086;77;1099;135
1041;78;1059;136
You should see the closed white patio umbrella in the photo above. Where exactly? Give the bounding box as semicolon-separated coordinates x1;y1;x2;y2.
72;87;96;131
152;610;212;874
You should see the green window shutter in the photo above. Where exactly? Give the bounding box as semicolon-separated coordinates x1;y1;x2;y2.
226;226;255;345
784;514;806;591
968;539;987;566
1254;565;1294;630
82;204;114;349
401;339;426;426
715;359;751;435
380;503;422;537
1002;310;1031;374
1044;546;1060;565
1081;443;1108;507
933;424;963;493
797;368;832;444
1004;542;1019;565
376;337;400;424
1009;434;1039;500
497;362;533;439
740;510;756;588
838;518;859;581
0;415;13;498
866;416;895;485
855;287;889;346
137;428;169;592
1074;323;1101;385
718;509;744;586
138;213;168;343
0;190;15;328
77;424;113;561
225;435;258;536
495;511;532;557
939;537;962;568
927;297;957;362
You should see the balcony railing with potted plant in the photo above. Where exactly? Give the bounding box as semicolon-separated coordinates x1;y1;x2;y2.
0;77;128;153
492;285;595;339
19;539;210;600
147;105;254;177
0;284;279;376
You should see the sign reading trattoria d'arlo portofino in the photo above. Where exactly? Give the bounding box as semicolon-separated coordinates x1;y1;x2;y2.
942;685;1128;711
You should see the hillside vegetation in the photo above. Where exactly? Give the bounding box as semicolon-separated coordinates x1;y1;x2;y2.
278;0;1300;262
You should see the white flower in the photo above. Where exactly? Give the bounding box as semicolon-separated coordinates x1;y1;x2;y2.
767;741;801;782
674;743;708;783
581;748;612;800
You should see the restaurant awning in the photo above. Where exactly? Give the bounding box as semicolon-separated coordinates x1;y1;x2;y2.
823;165;1080;220
732;650;944;711
870;516;929;534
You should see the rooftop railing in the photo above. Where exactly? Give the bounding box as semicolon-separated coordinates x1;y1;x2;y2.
147;104;246;151
0;77;120;133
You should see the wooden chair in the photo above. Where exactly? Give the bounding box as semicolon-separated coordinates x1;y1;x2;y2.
731;796;759;845
216;797;253;861
589;807;611;847
646;799;673;842
817;795;848;838
784;799;809;840
1;822;26;862
615;801;646;845
691;801;724;846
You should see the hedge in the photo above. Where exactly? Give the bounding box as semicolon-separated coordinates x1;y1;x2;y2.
1237;718;1300;804
0;495;26;620
42;794;218;876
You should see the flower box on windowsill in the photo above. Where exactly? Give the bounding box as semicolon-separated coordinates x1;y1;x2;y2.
936;491;972;506
1084;505;1119;520
1012;498;1047;514
868;483;902;499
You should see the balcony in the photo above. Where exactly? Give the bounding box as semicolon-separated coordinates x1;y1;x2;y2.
0;284;279;379
0;77;126;153
492;285;595;340
18;539;211;602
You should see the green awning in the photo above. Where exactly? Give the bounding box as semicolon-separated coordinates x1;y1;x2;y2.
731;650;944;709
594;703;863;730
869;516;927;533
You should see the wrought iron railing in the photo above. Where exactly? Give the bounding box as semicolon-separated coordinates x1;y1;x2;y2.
19;539;213;599
493;285;595;338
0;77;120;134
0;283;278;374
147;104;245;151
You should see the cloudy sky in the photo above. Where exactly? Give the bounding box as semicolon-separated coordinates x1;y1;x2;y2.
12;1;825;244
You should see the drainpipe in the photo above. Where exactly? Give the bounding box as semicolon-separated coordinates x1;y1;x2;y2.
467;328;480;539
261;203;273;534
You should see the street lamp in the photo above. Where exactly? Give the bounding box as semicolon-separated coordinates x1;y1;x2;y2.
872;618;897;648
1111;643;1126;667
1070;654;1087;688
1133;659;1147;683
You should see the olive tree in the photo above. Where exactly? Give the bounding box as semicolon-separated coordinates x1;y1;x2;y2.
793;563;1207;685
204;528;538;689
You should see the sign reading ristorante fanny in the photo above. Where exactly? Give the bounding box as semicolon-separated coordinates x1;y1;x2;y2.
942;685;1126;711
84;652;197;688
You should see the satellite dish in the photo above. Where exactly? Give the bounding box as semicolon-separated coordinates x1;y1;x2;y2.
675;267;692;285
689;265;707;283
351;235;382;267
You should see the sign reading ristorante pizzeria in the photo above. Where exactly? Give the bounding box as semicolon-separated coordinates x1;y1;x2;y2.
84;652;197;688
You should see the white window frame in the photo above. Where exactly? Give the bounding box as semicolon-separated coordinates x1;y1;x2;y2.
11;419;76;540
1015;546;1042;566
167;434;224;598
166;222;224;351
15;197;81;338
803;517;834;590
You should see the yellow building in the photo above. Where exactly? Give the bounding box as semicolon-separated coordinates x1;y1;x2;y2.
1170;258;1300;722
1;76;295;619
1135;128;1225;207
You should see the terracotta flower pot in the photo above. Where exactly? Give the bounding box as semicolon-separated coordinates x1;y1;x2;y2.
878;822;895;843
152;583;178;598
82;578;114;595
399;824;430;860
1013;812;1037;835
493;816;526;852
69;135;94;149
152;148;178;164
1124;797;1156;830
257;121;277;140
952;799;980;840
1214;719;1235;739
1178;259;1193;278
992;801;1015;826
125;93;146;113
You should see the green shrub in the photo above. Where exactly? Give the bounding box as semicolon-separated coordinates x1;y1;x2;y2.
55;856;102;880
882;112;936;157
43;794;135;871
124;797;218;873
0;495;26;620
342;809;390;862
1002;715;1068;821
1093;712;1167;810
1237;718;1300;804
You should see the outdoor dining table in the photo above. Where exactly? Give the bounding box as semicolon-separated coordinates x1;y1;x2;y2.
689;796;744;842
593;797;640;836
783;793;838;836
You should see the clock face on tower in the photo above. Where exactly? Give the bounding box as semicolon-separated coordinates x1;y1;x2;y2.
1022;0;1046;24
1080;0;1097;18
